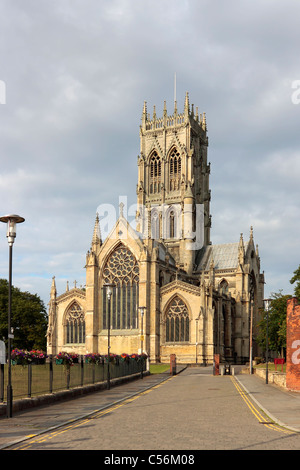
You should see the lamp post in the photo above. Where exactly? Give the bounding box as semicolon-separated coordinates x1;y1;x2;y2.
138;306;145;379
249;296;254;374
104;283;114;390
0;214;25;418
264;298;271;384
195;316;199;364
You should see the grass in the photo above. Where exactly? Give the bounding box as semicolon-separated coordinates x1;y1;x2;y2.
149;363;170;374
254;363;286;373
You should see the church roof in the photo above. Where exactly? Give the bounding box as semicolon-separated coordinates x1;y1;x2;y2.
196;242;249;271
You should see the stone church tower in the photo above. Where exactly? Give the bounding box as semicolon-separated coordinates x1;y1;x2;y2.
47;92;265;364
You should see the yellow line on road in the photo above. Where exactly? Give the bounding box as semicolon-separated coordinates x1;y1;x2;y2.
231;376;294;435
12;375;175;450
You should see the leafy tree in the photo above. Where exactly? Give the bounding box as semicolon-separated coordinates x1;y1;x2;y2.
290;265;300;300
0;279;47;351
256;291;291;357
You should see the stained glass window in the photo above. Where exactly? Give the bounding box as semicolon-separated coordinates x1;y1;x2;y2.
169;148;181;191
65;302;85;344
102;244;139;330
149;151;161;194
166;297;189;342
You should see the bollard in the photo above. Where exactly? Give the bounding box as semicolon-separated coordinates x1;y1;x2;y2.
170;354;176;375
213;354;220;376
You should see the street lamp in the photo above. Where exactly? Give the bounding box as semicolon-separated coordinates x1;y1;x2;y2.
249;296;253;374
104;283;114;390
264;298;271;385
138;306;146;379
0;214;25;418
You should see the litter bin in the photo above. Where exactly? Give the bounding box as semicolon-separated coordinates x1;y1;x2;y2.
225;363;231;375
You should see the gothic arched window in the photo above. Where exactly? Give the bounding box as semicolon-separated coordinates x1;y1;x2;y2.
219;280;229;294
165;297;189;342
165;205;180;239
65;302;85;344
169;148;181;191
102;244;139;330
149;151;161;194
151;209;160;240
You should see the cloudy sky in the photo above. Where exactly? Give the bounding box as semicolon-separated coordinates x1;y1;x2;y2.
0;0;299;307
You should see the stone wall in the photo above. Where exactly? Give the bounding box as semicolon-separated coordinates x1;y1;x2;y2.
254;367;286;388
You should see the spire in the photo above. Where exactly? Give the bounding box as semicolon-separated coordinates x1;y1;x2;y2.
184;91;189;117
250;225;253;241
163;100;167;126
142;100;147;116
202;112;206;131
238;233;245;265
141;101;147;129
153;105;156;121
50;276;57;299
91;212;101;250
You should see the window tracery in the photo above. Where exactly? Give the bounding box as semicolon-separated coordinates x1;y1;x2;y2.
149;151;161;194
102;245;139;330
165;297;189;342
65;302;85;344
169;148;181;191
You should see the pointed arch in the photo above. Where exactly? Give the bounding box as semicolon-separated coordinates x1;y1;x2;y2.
101;243;139;330
219;278;229;294
168;146;181;191
164;295;190;342
164;204;181;239
150;207;160;240
64;301;85;344
149;150;161;194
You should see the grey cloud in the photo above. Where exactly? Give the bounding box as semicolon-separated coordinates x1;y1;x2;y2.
0;0;299;304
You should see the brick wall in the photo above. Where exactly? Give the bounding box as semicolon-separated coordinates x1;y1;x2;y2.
286;297;300;390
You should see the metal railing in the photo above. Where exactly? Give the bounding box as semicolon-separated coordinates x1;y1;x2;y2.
0;355;146;402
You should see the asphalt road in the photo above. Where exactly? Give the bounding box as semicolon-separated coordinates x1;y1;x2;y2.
6;367;300;451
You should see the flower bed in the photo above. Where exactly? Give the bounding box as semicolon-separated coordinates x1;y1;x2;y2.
84;353;103;365
55;351;78;366
11;349;47;366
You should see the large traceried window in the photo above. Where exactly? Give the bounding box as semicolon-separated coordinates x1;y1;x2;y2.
169;148;181;191
165;297;189;342
149;151;161;194
102;244;139;330
65;302;85;344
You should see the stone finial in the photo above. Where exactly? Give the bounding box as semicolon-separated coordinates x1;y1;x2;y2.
250;226;253;240
92;212;101;249
184;91;189;115
238;233;245;265
119;202;124;217
50;276;57;298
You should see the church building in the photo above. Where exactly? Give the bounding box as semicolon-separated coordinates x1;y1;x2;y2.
46;92;265;364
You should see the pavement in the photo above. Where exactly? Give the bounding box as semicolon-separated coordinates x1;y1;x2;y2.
0;364;300;450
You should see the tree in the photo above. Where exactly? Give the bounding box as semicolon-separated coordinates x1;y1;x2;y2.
290;265;300;300
0;279;48;351
256;291;292;357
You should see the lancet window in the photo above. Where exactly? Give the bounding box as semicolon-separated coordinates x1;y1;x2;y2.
149;151;161;194
165;297;189;342
102;244;139;330
65;302;85;344
169;148;181;191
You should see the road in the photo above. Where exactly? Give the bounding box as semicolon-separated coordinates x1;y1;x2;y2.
4;366;300;452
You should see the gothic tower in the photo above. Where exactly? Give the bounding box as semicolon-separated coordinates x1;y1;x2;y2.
136;92;211;275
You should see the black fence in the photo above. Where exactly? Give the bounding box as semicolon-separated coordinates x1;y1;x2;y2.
0;355;146;402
